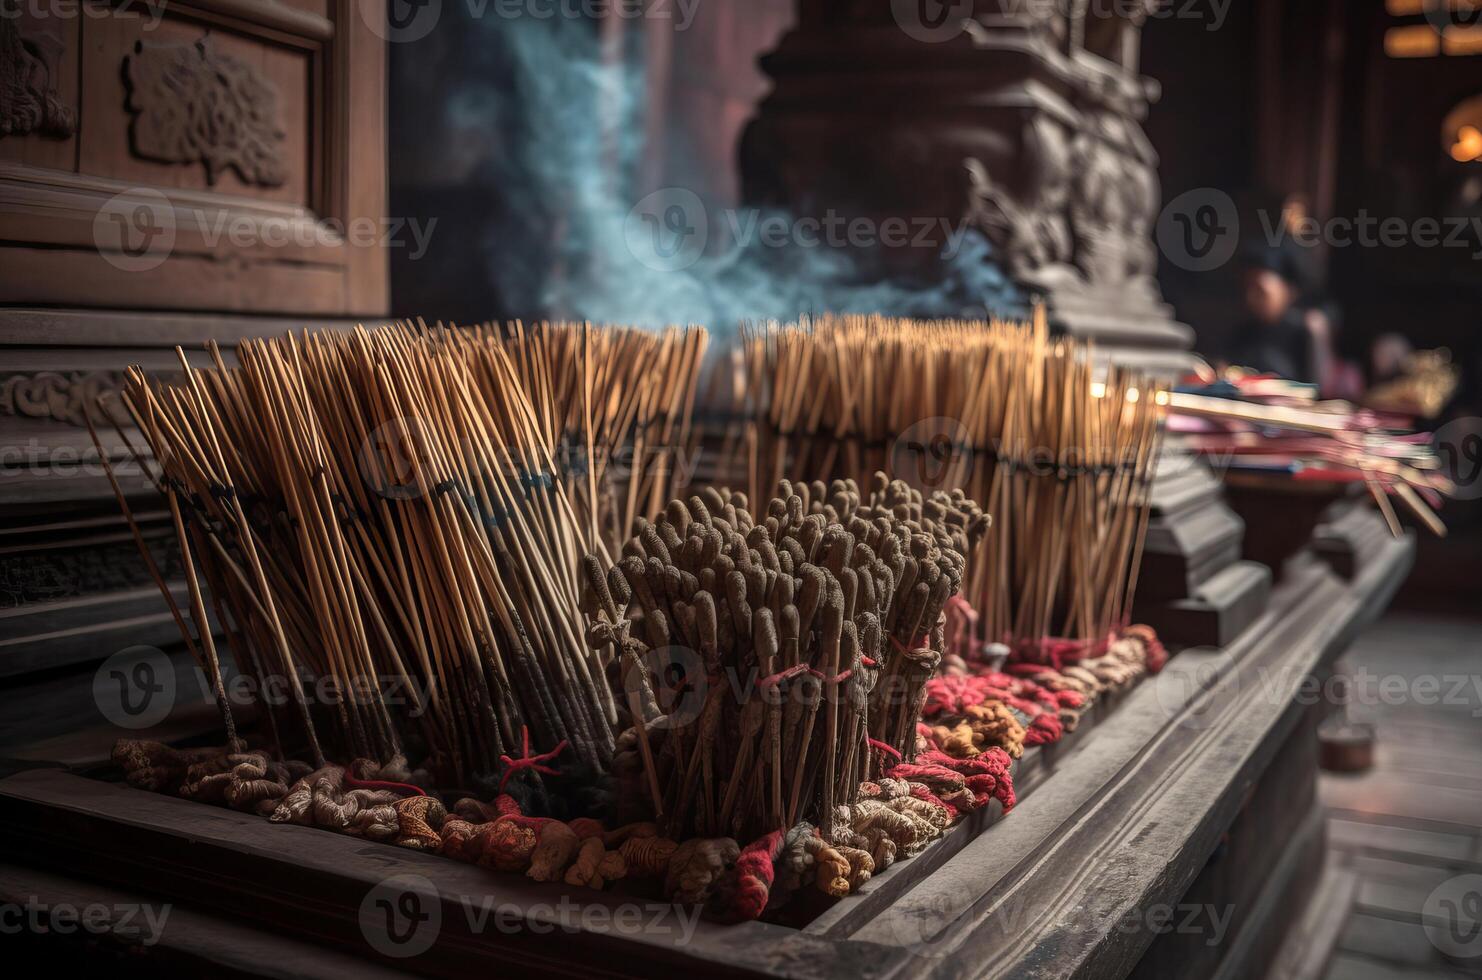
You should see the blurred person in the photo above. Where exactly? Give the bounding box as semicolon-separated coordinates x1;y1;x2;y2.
1227;240;1362;398
1370;333;1414;386
1227;243;1316;382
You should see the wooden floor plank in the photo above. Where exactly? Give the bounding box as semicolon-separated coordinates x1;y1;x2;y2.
1312;612;1482;980
1337;913;1454;968
1326;952;1473;980
1331;818;1480;864
1322;776;1482;831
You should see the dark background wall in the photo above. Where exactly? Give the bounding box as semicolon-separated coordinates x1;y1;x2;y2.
1143;0;1482;407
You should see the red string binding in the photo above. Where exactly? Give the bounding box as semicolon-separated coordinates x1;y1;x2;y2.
498;726;570;793
343;761;427;797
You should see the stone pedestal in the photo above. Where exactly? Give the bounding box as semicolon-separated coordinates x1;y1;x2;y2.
740;2;1252;648
741;1;1194;368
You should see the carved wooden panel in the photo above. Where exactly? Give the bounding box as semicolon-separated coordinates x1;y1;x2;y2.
0;2;388;676
0;0;387;316
0;6;79;172
0;10;76;139
124;34;289;188
83;18;309;206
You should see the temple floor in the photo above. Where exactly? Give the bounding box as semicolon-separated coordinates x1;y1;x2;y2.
1289;612;1482;980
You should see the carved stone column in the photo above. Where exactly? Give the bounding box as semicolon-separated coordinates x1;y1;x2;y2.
740;1;1267;645
741;0;1194;368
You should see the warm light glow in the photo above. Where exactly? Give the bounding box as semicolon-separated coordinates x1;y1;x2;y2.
1453;125;1482;161
1445;97;1482;161
1390;0;1482;18
1386;24;1441;57
1155;390;1170;407
1126;388;1141;403
1090;381;1107;399
1443;25;1482;54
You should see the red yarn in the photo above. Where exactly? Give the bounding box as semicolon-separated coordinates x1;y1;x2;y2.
866;737;902;762
1012;634;1111;670
712;829;785;922
909;781;959;821
343;761;426;797
887;762;965;789
758;663;808;689
498;726;570;793
1054;689;1085;709
1023;713;1063;745
943;594;980;660
890;634;928;654
1136;627;1169;673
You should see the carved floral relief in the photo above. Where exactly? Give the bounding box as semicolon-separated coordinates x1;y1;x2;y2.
124;34;288;187
0;10;76;140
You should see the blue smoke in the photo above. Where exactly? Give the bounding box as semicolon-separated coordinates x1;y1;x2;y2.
450;13;1023;337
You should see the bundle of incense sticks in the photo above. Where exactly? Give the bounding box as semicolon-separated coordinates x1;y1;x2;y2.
103;322;680;786
496;322;708;557
1168;390;1453;537
741;313;1164;657
582;475;987;844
